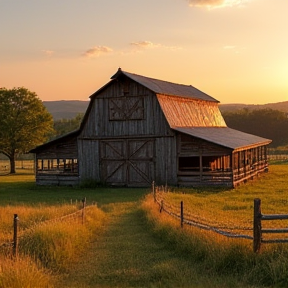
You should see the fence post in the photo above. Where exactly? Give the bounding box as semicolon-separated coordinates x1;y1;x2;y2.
180;201;184;228
253;198;262;253
82;197;86;224
13;214;19;257
160;200;163;213
152;181;156;203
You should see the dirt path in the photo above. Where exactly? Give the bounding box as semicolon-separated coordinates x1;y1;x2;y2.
56;202;226;288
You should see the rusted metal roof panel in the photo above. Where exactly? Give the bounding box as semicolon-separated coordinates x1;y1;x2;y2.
173;127;272;150
157;94;226;127
111;69;219;102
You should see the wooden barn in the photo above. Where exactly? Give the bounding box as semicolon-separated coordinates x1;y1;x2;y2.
30;68;272;187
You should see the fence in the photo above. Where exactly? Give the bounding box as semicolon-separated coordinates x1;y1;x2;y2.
0;198;89;257
253;198;288;253
152;184;288;253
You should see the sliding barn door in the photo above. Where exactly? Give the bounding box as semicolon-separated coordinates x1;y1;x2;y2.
100;139;154;186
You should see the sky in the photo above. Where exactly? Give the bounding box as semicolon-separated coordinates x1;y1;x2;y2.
1;0;287;104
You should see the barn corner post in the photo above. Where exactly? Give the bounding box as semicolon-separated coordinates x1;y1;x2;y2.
253;198;262;253
13;214;19;258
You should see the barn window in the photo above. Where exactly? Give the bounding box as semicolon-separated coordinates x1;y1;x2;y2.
109;96;144;120
178;157;200;171
37;158;78;174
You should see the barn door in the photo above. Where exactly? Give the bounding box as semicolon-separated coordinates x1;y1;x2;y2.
100;139;154;186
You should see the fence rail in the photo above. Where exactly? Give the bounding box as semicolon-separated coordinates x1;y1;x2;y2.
153;184;288;253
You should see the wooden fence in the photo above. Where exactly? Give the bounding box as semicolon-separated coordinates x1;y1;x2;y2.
153;185;288;253
253;198;288;253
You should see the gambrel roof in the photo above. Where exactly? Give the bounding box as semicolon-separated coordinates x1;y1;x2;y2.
111;68;219;102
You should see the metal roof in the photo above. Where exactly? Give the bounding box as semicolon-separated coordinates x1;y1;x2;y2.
111;68;219;103
157;94;226;127
172;127;272;150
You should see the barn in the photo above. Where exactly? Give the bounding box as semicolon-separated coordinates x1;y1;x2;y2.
30;68;272;187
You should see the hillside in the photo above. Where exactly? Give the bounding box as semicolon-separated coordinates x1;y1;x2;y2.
219;101;288;113
43;100;288;120
43;100;89;120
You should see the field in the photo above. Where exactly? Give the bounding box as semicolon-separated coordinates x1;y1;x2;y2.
1;164;288;287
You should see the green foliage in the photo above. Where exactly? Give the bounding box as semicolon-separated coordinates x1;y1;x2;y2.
51;113;83;140
0;87;54;173
222;108;288;147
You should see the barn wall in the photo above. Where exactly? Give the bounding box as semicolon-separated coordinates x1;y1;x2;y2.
155;136;178;185
78;139;100;181
80;79;173;138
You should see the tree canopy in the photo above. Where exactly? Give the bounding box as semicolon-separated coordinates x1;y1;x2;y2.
0;87;54;173
222;108;288;148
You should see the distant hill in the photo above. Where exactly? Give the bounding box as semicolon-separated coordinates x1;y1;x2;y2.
43;100;89;120
43;100;288;120
219;101;288;113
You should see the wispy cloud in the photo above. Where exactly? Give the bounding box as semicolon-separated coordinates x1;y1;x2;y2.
42;50;54;56
130;40;182;51
188;0;249;9
130;41;161;49
83;46;113;57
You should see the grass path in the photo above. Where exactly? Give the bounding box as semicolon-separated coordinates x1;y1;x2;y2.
56;202;250;288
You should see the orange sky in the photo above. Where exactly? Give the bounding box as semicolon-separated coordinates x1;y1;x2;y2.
1;0;287;104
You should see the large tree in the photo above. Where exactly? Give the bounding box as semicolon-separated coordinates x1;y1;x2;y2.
0;87;54;173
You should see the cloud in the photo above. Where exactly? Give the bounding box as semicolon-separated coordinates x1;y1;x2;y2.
83;46;113;57
130;41;161;49
188;0;249;9
42;50;54;56
130;41;182;51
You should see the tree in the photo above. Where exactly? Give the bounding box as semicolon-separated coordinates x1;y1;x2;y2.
0;87;54;174
51;113;83;140
222;108;288;148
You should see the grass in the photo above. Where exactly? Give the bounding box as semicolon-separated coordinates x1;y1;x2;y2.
1;165;288;287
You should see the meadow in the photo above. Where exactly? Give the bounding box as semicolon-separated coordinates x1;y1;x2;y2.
0;163;288;287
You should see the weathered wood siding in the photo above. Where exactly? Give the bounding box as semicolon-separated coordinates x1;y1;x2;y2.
36;137;78;159
78;78;176;186
80;80;173;138
78;139;100;181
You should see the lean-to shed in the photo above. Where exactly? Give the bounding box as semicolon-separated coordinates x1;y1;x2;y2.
30;68;272;187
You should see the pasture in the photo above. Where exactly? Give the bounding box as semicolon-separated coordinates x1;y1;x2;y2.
0;164;288;287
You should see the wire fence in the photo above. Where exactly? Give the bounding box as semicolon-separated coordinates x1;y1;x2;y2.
0;198;94;257
153;187;253;241
152;184;288;252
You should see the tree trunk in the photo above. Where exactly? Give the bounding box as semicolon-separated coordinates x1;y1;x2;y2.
9;153;16;174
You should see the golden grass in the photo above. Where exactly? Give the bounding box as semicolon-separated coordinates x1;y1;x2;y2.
0;256;53;288
0;205;79;243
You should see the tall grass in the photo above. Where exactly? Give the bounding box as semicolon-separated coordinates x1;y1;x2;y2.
0;204;106;287
0;256;53;288
19;206;106;272
141;164;288;287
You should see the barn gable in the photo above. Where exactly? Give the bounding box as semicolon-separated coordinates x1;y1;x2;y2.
30;68;272;187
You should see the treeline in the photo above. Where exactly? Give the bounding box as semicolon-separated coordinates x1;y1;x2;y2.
222;108;288;148
50;113;84;140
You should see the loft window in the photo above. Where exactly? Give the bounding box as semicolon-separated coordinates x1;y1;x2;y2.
179;157;200;171
109;96;144;120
